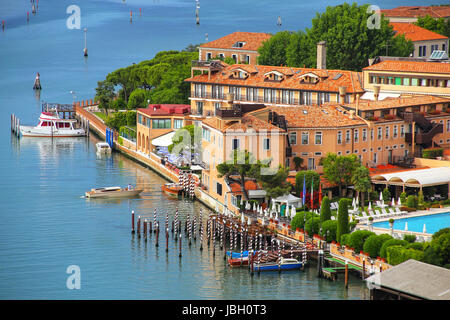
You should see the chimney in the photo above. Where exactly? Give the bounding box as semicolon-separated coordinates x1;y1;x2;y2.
339;86;346;103
373;85;380;101
317;41;327;69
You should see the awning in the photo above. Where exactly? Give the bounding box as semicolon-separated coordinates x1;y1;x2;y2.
272;194;301;207
151;131;175;147
360;91;400;101
372;167;450;187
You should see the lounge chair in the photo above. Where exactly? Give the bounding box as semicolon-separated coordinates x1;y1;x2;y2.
395;207;407;216
374;209;385;219
388;208;397;216
381;208;392;217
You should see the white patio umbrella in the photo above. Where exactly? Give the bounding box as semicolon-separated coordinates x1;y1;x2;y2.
368;202;372;211
291;206;296;219
379;191;383;201
356;195;359;206
252;202;256;211
248;217;251;226
245;201;251;210
398;197;401;207
423;224;427;233
261;217;265;226
392;197;395;206
275;212;278;220
352;198;356;208
240;198;244;206
241;213;245;224
405;221;408;231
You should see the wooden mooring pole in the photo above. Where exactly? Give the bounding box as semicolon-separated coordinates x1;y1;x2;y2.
344;260;349;289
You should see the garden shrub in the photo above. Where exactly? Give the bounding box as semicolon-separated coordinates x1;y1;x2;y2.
387;245;424;265
422;148;443;159
320;196;331;223
407;242;424;251
403;234;417;243
363;233;393;258
305;217;321;236
336;198;350;243
380;239;408;259
405;195;418;209
340;234;350;246
320;220;337;243
400;192;407;205
347;230;375;253
382;188;391;202
291;211;315;231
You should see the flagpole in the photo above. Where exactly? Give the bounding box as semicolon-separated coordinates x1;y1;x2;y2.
311;176;314;209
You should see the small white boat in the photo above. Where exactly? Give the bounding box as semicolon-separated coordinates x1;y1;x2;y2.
96;142;111;154
85;185;143;198
20;111;85;137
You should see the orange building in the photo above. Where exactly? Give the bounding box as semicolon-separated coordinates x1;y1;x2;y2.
198;32;272;65
381;6;450;23
390;22;448;58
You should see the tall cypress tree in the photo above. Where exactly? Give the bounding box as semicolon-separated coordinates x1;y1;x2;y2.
337;198;350;243
320;196;331;223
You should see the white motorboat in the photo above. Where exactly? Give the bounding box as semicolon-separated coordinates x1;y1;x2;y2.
96;142;111;154
85;185;143;198
20;111;85;137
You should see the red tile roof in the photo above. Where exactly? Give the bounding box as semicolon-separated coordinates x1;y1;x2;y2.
391;22;448;41
267;105;365;128
200;32;272;52
363;60;450;74
202;113;284;133
138;104;190;117
186;64;364;93
381;6;450;19
342;95;450;111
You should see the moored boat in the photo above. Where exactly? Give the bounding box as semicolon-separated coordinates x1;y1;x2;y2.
85;185;143;198
161;183;182;197
254;258;302;272
96;142;111;154
20;111;85;137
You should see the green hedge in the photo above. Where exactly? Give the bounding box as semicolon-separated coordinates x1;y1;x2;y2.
380;239;408;259
320;220;337;243
363;233;393;258
291;211;317;231
387;245;424;265
347;230;375;253
305;217;321;235
422;148;443;159
340;234;350;246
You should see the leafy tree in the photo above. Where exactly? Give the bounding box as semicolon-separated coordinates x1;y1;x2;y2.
432;227;450;240
382;188;391;202
400;192;407;205
127;88;152;109
340;233;350;246
351;166;372;206
216;150;263;201
182;43;200;52
336;198;350;243
95;80;115;115
415;15;450;38
320;196;332;223
418;190;425;206
404;234;417;243
406;195;418;209
257;3;414;71
257;166;292;199
257;31;292;66
319;219;337;242
293;156;304;170
423;232;450;268
295;170;320;196
126;111;136;126
387;246;424;266
323;153;360;197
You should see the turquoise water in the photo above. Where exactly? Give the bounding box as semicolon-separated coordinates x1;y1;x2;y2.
0;0;440;300
373;212;450;234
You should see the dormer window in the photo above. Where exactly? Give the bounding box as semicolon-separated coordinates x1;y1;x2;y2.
264;71;284;82
232;41;246;48
299;73;320;84
229;68;248;79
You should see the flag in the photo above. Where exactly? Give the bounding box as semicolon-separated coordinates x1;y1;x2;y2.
319;183;323;206
302;175;306;207
311;176;314;209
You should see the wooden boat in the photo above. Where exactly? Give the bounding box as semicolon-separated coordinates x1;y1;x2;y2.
96;142;111;154
85;185;143;198
161;183;182;197
228;257;250;267
254;258;302;272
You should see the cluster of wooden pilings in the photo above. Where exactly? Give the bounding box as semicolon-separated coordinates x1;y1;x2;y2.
129;207;315;275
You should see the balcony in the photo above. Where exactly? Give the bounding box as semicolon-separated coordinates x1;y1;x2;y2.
405;123;443;145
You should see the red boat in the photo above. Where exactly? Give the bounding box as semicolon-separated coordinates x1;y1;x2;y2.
228;257;249;267
161;183;182;197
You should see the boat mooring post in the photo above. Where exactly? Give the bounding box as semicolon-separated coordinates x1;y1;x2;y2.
317;249;323;277
143;219;147;241
344;260;349;289
149;221;152;234
362;259;366;280
131;210;135;234
200;221;204;251
278;240;282;274
179;234;182;258
155;223;159;247
166;228;169;252
137;216;141;238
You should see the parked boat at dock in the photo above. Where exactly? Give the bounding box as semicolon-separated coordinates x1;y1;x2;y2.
20;111;85;137
254;258;302;272
96;142;111;154
85;185;143;198
161;183;182;197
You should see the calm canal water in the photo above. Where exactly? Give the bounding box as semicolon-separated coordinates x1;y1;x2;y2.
0;0;438;300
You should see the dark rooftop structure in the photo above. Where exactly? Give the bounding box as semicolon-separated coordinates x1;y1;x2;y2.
365;259;450;300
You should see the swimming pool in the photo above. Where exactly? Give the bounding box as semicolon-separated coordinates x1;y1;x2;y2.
372;212;450;234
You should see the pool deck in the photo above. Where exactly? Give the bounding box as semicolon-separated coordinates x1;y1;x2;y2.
355;207;449;241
